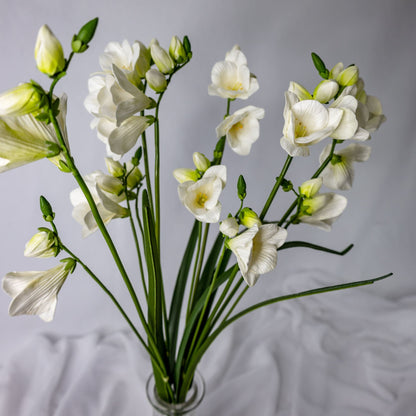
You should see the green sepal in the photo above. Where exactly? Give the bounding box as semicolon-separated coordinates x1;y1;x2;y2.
131;147;142;166
60;257;77;274
58;160;71;172
281;178;293;192
183;36;192;58
46;141;62;158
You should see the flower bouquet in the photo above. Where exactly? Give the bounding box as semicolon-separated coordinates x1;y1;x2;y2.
0;18;391;413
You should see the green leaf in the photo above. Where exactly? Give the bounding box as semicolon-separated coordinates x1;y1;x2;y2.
168;220;200;372
278;241;354;256
311;52;329;79
174;264;238;396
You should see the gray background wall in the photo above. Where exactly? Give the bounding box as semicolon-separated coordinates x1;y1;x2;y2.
0;0;414;373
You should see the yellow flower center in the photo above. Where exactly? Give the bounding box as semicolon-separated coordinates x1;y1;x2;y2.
229;121;244;135
295;119;308;137
196;192;208;207
227;81;244;91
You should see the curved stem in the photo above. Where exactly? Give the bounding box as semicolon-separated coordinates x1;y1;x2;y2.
260;155;293;221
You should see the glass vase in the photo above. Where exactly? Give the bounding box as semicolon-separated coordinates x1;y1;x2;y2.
146;371;205;416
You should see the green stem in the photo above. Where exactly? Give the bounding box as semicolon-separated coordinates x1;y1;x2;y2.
126;188;148;299
260;155;293;221
278;139;338;227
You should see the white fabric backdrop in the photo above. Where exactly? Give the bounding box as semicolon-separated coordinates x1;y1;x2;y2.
0;0;415;414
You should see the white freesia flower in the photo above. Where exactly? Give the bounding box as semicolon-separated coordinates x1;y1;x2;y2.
298;178;347;231
99;40;148;86
355;84;386;134
329;62;359;87
150;43;175;75
216;106;265;155
84;68;151;158
227;224;287;287
145;68;167;93
34;25;65;76
0;95;67;172
24;230;58;258
70;171;128;237
280;92;343;157
2;259;76;322
178;165;226;223
313;80;339;103
319;143;371;190
330;88;369;141
219;217;239;237
208;45;259;100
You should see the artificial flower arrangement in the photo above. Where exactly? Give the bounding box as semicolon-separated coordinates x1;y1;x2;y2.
0;18;391;412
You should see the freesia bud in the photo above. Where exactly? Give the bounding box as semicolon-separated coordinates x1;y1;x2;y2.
239;207;261;228
150;44;175;74
40;196;55;222
105;157;125;178
0;83;44;117
300;178;322;198
337;65;359;87
313;80;339;103
24;230;59;258
169;36;187;64
288;81;312;100
96;175;123;195
220;217;239;237
145;68;167;93
35;25;65;76
192;152;210;172
173;168;199;183
126;162;143;188
72;17;99;53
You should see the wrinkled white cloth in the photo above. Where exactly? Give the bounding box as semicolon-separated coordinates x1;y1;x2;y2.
1;271;415;416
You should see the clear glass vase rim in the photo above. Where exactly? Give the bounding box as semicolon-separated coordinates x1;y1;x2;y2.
146;370;205;414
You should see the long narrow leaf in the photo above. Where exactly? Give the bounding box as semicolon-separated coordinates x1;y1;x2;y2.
182;272;394;391
174;265;238;390
168;220;200;372
279;241;354;256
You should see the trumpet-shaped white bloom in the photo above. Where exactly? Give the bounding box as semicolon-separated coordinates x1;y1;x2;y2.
34;25;65;76
2;259;76;322
99;40;149;86
330;89;369;141
216;106;265;155
178;165;226;223
298;178;347;231
85;40;153;158
319;143;371;190
70;171;128;237
0;95;67;172
227;224;287;287
280;92;343;157
208;45;259;100
356;94;386;134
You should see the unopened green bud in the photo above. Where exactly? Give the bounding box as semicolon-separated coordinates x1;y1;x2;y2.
173;168;199;183
281;179;293;192
237;175;246;200
311;52;329;79
131;147;142;166
35;25;66;76
40;195;55;222
150;43;175;74
337;65;359;87
289;81;312;100
169;36;187;64
192;152;210;172
72;17;99;53
183;36;192;58
105;157;125;178
145;68;167;93
239;207;261;228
